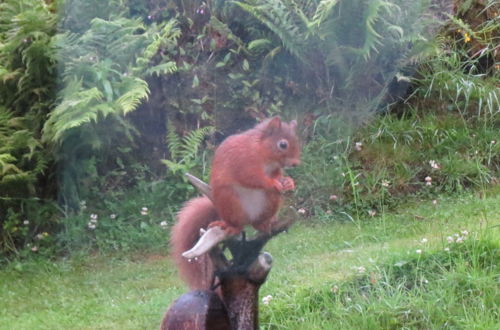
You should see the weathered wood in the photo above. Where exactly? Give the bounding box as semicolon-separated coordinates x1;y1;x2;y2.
161;290;230;330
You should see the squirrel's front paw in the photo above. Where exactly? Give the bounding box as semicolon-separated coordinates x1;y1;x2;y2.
279;176;295;191
271;178;284;192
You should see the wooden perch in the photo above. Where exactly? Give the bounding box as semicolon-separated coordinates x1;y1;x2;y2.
162;174;296;330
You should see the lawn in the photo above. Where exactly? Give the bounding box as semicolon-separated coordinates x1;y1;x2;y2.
1;190;499;329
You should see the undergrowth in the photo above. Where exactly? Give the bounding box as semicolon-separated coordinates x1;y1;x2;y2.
293;108;499;217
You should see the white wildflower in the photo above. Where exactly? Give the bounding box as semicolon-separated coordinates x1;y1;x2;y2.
23;220;29;225
461;230;469;236
455;236;464;244
444;247;450;252
425;176;432;186
110;214;117;219
447;236;454;243
141;207;148;216
329;194;338;201
262;295;273;305
368;210;377;217
357;266;366;274
354;142;363;151
297;208;306;215
160;221;168;229
416;249;422;254
381;180;390;187
429;160;441;170
421;238;428;243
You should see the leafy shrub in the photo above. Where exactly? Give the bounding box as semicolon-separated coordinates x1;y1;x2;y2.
292;0;499;217
0;0;58;257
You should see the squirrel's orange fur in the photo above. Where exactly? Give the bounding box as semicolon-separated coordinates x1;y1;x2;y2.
170;117;301;289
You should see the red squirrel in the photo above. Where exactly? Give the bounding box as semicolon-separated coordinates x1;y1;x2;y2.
170;117;301;289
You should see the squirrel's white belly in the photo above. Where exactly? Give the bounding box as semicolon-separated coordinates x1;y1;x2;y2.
234;186;266;222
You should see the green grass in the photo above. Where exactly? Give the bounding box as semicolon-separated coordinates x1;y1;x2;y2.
1;190;498;329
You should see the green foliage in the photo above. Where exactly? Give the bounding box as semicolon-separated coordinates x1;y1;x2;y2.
161;122;214;199
0;0;58;257
57;180;179;254
414;6;499;119
293;109;499;217
235;0;441;116
163;123;213;176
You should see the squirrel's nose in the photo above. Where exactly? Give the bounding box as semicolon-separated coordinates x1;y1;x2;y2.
288;159;300;167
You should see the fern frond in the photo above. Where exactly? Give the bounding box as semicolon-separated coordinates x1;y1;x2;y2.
166;121;182;161
180;126;214;161
115;77;150;114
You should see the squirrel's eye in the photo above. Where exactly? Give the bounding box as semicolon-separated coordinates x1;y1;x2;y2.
277;139;288;150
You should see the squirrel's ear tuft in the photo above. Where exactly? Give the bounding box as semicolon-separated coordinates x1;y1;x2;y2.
263;116;282;134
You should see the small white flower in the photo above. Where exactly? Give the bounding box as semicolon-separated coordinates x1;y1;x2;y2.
421;238;428;243
331;285;339;293
90;214;98;220
424;176;432;186
23;220;29;225
416;249;422;254
262;295;273;305
432;199;438;205
160;221;168;229
329;194;338;201
88;222;96;230
354;142;363;151
447;236;454;243
461;230;469;236
141;207;149;216
455;236;464;244
491;140;496;145
110;214;117;219
381;180;390;187
357;266;366;274
297;208;306;215
368;210;377;217
429;160;441;170
36;233;44;240
444;247;450;252
31;246;38;252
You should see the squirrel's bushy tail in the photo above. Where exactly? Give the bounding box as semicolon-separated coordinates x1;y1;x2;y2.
170;196;219;290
